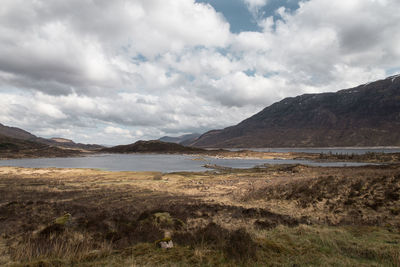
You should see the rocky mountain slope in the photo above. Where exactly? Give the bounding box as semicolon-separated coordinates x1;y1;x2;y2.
190;75;400;148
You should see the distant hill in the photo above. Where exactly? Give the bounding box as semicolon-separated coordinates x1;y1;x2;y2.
158;133;201;145
190;74;400;148
101;140;204;154
0;134;44;151
0;123;102;150
0;134;81;158
0;123;37;140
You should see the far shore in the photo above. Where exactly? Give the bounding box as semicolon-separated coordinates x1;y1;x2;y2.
1;147;400;164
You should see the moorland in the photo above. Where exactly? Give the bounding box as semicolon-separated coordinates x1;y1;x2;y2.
0;162;399;266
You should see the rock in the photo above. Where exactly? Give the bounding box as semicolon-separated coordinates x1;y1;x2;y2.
159;240;174;249
156;236;174;249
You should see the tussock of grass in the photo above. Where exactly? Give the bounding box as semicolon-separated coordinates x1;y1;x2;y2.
253;225;400;266
10;230;113;263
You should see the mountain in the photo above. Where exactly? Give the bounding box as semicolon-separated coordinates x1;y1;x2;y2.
38;137;103;150
0;123;103;150
190;74;400;148
158;133;201;145
0;134;81;158
0;123;37;140
101;140;204;154
0;134;45;151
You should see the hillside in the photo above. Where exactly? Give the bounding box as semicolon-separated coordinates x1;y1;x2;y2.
0;134;81;158
190;75;400;148
0;123;36;140
101;140;204;154
38;137;103;150
158;133;201;145
0;123;102;150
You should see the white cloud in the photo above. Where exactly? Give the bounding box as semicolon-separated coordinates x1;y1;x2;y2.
243;0;269;16
0;0;399;144
0;0;230;96
104;126;131;136
235;0;400;89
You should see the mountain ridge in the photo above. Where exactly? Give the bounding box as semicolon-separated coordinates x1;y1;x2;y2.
189;75;400;148
0;133;82;159
0;123;102;150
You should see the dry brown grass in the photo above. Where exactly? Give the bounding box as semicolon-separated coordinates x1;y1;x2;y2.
244;165;400;226
10;230;113;262
1;165;400;266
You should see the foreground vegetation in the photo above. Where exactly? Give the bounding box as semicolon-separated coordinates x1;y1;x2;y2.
0;164;399;266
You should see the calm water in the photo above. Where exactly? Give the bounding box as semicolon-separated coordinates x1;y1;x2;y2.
0;153;373;172
227;147;400;155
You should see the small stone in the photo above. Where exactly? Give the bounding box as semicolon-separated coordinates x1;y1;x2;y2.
159;240;174;249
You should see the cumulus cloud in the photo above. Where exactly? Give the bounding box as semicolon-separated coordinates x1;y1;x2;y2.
0;0;230;95
104;126;134;140
0;0;399;144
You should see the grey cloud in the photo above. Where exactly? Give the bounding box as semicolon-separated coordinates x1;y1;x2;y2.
0;0;399;144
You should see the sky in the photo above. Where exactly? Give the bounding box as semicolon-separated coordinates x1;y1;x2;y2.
0;0;400;145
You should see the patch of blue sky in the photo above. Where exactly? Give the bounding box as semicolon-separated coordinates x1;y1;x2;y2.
258;0;305;18
196;0;306;33
196;0;259;32
215;47;231;56
263;71;279;78
131;54;148;64
165;68;196;81
0;86;28;95
386;67;400;76
244;69;256;76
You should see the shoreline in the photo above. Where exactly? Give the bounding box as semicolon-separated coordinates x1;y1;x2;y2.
1;149;400;164
217;146;400;150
